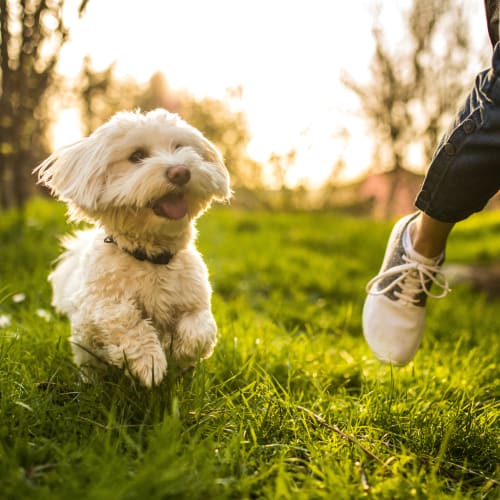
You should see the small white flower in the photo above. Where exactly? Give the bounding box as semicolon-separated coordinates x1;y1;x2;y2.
36;309;52;322
0;314;12;328
12;293;26;303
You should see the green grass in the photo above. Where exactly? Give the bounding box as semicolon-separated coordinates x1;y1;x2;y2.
0;198;498;499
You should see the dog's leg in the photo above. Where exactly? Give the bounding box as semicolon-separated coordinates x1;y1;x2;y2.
171;309;217;366
70;300;167;386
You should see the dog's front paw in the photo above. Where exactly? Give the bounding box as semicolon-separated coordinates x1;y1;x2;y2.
107;340;167;387
172;310;217;365
127;349;167;387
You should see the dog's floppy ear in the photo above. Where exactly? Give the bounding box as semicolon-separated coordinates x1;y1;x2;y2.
198;137;232;202
35;137;108;214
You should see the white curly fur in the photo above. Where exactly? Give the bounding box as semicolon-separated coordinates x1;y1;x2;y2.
35;109;231;386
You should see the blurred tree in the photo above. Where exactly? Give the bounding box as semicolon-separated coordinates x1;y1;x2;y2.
266;149;296;209
138;71;181;114
269;149;296;189
78;57;147;135
0;0;89;209
342;0;476;217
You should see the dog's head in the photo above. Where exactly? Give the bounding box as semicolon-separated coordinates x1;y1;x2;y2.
36;109;231;227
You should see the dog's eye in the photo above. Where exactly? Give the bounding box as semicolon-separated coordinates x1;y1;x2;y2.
174;144;184;151
128;149;149;163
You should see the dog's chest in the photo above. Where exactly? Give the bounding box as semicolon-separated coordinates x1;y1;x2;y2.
91;247;208;332
134;266;183;329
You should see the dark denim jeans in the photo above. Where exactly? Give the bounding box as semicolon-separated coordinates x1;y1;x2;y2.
415;2;500;223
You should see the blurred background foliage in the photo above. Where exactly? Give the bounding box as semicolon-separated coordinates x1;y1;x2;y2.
0;0;498;216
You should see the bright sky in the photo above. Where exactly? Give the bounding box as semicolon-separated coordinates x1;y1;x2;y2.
55;0;487;186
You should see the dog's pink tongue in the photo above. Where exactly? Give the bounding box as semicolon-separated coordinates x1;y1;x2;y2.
153;193;188;219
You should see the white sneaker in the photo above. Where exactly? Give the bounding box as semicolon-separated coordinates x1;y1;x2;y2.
362;213;450;365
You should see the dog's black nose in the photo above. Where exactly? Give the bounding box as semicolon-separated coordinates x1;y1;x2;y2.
166;165;191;186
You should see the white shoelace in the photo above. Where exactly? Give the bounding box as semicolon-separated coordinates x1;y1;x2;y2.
366;255;450;305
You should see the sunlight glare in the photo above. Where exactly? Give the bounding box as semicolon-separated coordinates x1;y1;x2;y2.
54;0;486;185
51;109;82;149
54;0;377;184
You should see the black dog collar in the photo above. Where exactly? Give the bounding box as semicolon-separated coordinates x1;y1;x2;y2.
104;236;175;265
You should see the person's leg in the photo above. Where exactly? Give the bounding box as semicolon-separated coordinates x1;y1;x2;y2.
363;9;500;365
410;213;454;259
484;0;500;47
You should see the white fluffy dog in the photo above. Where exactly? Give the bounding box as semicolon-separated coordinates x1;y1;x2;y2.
36;109;231;386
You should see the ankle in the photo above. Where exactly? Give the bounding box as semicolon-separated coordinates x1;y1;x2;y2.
408;219;446;260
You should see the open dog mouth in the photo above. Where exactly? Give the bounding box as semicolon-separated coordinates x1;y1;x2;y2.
152;192;188;219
